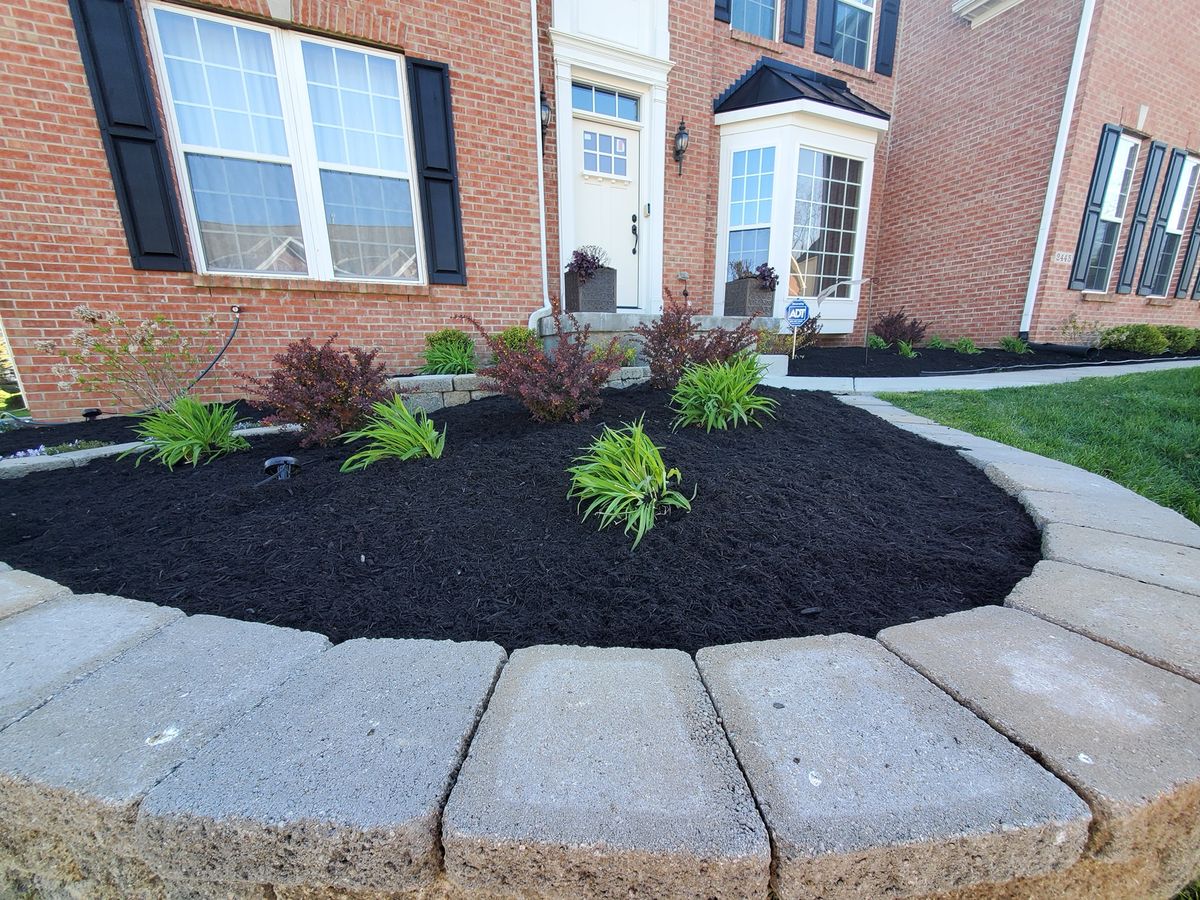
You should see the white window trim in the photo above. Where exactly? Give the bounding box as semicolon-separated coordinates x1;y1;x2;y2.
1146;155;1200;298
713;104;884;334
144;1;427;285
833;0;875;71
728;0;781;42
1081;133;1140;294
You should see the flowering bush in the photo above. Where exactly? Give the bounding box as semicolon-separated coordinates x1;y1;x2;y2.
565;245;610;286
2;439;111;461
38;306;219;411
244;336;387;447
461;311;624;423
632;295;759;389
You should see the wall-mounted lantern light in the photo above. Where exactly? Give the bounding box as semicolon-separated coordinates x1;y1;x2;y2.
540;89;552;142
673;119;689;175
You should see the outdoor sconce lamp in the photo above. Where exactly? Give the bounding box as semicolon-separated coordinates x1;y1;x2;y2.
540;89;552;142
673;119;689;175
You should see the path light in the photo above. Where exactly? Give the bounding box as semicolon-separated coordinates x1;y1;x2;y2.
673;119;689;176
258;456;300;487
82;408;102;422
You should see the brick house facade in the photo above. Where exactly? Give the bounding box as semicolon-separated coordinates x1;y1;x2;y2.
1;0;1194;421
876;0;1200;343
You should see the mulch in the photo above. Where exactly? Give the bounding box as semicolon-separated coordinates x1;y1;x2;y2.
786;345;1200;378
0;386;1040;653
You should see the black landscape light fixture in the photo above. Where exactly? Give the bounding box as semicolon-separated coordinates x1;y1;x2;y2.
540;88;552;142
258;456;300;487
81;408;102;422
673;119;689;176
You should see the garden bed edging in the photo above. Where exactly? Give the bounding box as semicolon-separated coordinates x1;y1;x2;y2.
1;399;1198;899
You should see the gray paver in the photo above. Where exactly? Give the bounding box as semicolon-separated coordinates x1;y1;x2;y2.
0;593;182;729
1006;560;1200;683
697;635;1090;899
983;460;1145;502
0;614;328;889
878;606;1200;862
442;644;769;899
0;569;71;620
1019;490;1200;549
137;637;505;892
1042;522;1200;597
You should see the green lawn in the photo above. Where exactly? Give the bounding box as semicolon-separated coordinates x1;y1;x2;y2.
879;367;1200;525
1;386;28;419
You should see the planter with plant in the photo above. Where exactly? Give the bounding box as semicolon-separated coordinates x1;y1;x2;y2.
564;245;617;313
724;261;778;317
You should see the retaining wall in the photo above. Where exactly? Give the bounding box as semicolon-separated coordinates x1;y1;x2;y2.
387;366;651;413
1;401;1198;899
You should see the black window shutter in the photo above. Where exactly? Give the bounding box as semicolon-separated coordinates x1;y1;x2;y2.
1068;124;1121;291
814;0;837;56
68;0;190;271
406;58;467;286
1175;193;1200;298
783;0;807;45
1136;148;1185;296
875;0;900;76
715;0;731;23
1116;140;1165;294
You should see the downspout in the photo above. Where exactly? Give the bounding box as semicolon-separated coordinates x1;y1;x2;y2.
1019;0;1097;337
527;0;552;330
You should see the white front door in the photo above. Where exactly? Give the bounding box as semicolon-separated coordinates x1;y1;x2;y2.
573;119;640;308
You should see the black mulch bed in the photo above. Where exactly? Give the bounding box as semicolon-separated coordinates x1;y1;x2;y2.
0;401;265;457
1;387;1041;653
786;345;1200;378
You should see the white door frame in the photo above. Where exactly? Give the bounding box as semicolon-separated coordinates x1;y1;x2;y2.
551;30;671;312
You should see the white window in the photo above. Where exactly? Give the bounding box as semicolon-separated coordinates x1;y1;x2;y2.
147;4;423;282
726;147;776;275
1082;134;1140;292
790;148;864;300
731;0;777;39
1145;156;1200;296
582;130;628;177
832;0;874;68
571;83;639;122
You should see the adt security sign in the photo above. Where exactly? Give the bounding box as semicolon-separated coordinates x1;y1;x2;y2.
785;300;810;328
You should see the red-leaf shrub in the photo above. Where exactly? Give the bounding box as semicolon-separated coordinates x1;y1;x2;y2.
244;336;387;447
633;296;759;388
460;312;624;423
872;309;928;346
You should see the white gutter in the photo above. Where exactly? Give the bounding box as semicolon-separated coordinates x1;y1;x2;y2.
527;0;552;330
1020;0;1096;336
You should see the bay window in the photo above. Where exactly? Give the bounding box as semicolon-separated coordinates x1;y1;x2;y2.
790;149;863;301
147;4;423;282
1081;134;1140;292
726;147;776;275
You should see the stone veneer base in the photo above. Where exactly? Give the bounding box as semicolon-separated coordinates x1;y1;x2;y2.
1;395;1198;899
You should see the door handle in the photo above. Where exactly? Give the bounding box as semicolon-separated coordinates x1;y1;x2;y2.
631;213;638;255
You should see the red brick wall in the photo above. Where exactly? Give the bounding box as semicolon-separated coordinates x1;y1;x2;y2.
873;0;1080;343
0;0;543;421
1030;0;1200;340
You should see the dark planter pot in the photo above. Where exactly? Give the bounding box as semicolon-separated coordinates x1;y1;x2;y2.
564;266;618;313
723;278;775;317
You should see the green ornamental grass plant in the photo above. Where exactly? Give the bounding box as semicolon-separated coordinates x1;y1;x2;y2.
952;336;982;355
126;396;249;470
866;334;890;350
670;355;777;432
897;340;919;359
567;416;693;549
999;335;1033;355
926;334;949;350
419;328;475;375
340;394;445;471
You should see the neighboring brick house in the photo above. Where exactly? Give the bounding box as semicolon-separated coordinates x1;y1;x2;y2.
876;0;1200;343
1;0;902;420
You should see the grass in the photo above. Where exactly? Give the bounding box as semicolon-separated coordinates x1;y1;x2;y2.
1176;878;1199;900
1;386;28;418
879;367;1200;524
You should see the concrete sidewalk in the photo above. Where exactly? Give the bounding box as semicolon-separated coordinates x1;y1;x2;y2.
763;357;1200;393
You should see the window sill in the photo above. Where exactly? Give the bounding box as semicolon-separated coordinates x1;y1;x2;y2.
193;273;432;297
725;26;785;54
832;64;877;84
1078;291;1116;302
1145;295;1176;306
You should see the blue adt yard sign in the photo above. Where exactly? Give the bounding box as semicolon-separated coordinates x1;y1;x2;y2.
786;300;811;328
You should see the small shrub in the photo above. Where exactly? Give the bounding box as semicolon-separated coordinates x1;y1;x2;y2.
867;334;891;350
245;335;386;447
633;296;758;388
897;340;919;359
758;316;822;356
462;311;624;423
1099;324;1169;355
952;337;982;355
419;329;475;375
1059;313;1103;348
999;335;1033;355
926;334;949;350
670;355;778;432
872;310;928;346
1159;325;1197;354
340;394;444;471
566;245;610;285
495;326;539;355
567;416;693;549
126;396;249;470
